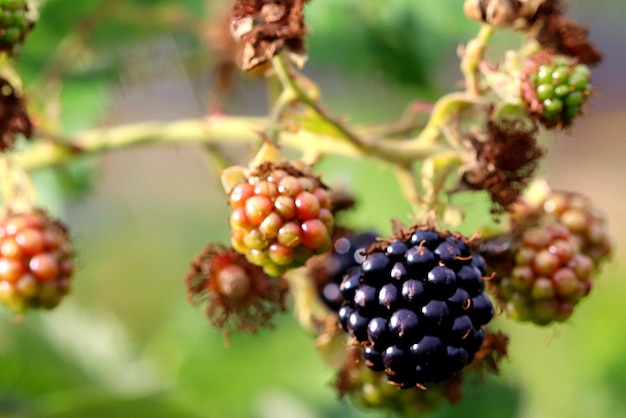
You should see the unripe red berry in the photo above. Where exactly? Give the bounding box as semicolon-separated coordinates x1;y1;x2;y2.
227;162;334;276
485;223;595;325
0;208;75;313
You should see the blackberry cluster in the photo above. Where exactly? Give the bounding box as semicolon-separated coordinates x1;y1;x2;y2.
312;231;378;311
0;208;74;313
0;0;33;54
522;55;592;127
229;161;333;277
489;223;593;325
338;226;494;388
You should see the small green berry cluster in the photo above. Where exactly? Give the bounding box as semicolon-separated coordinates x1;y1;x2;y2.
229;161;334;277
523;56;592;127
0;208;75;313
0;0;33;54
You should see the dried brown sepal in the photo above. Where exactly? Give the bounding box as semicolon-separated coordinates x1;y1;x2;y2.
463;1;601;65
462;119;543;212
248;160;328;189
533;8;602;65
185;243;288;341
231;0;309;71
467;330;509;374
366;224;472;256
0;77;33;152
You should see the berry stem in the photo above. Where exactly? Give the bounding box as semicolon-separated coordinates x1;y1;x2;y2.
461;24;495;96
0;157;37;211
392;163;423;216
270;54;369;152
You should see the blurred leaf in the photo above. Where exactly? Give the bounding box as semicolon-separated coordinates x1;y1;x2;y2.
307;0;477;91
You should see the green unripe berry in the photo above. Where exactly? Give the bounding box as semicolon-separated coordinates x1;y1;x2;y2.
536;84;554;101
564;91;584;108
1;27;20;43
536;66;552;84
531;278;555;300
554;85;571;97
551;68;570;85
543;98;563;116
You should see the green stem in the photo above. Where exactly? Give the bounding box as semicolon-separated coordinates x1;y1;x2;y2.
271;55;368;151
461;24;494;96
12;115;440;173
266;88;297;142
393;164;422;216
14;117;265;172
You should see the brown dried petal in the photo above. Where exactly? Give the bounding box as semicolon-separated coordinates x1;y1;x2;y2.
0;78;33;152
463;119;543;211
231;0;308;71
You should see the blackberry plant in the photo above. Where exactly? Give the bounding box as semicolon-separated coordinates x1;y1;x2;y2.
0;0;616;417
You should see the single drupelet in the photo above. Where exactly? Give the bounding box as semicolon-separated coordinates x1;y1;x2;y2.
0;208;74;313
228;161;334;276
338;225;494;388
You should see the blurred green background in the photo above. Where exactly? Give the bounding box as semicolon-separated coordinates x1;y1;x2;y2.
2;0;626;417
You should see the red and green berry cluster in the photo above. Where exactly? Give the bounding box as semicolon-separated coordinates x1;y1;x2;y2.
541;191;611;265
522;55;592;127
229;161;334;276
0;0;33;54
0;208;74;313
485;189;609;325
488;223;593;325
338;226;494;388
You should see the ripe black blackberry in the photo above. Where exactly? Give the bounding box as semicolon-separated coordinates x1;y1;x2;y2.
338;225;494;388
309;230;378;311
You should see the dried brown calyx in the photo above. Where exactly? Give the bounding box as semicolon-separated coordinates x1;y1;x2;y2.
517;0;602;65
185;243;288;342
0;77;33;152
463;0;601;65
534;11;602;66
231;0;309;71
462;119;543;212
